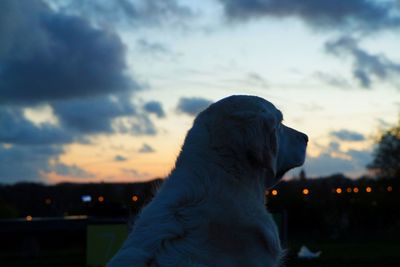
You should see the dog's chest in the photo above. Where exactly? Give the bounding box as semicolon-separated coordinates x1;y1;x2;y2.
175;202;279;266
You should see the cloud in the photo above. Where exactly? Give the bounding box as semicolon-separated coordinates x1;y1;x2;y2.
247;72;269;88
0;0;161;183
137;39;170;55
56;0;194;28
52;95;136;134
218;0;400;33
176;97;213;116
304;138;372;177
114;155;127;162
325;36;400;88
0;144;63;183
51;163;94;178
330;129;366;141
122;168;151;180
305;153;355;177
138;143;155;153
305;149;372;177
119;116;158;136
0;106;74;145
347;149;372;165
0;0;138;105
143;101;166;118
313;71;351;88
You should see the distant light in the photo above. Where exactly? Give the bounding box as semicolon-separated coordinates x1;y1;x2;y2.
387;186;393;192
81;195;92;202
45;198;52;205
366;186;372;193
335;188;342;194
346;187;352;193
302;188;309;195
271;189;278;196
98;196;104;202
353;187;359;193
26;215;33;221
132;195;139;202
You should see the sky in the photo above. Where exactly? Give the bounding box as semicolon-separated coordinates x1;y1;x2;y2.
1;0;400;184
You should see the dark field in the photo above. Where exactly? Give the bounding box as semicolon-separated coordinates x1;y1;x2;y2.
1;240;399;267
1;178;399;267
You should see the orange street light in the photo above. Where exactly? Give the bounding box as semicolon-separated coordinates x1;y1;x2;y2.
335;188;342;194
98;196;104;202
302;188;310;195
353;187;359;193
132;195;139;202
26;215;33;221
387;186;393;192
271;189;278;196
366;186;372;193
346;187;352;193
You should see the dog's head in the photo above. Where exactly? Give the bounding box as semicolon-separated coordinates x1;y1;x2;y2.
193;95;308;187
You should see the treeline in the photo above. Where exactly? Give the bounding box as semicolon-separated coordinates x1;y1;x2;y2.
0;174;399;241
0;179;162;219
268;174;400;241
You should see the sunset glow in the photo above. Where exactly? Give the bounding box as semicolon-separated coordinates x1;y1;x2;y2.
1;0;399;184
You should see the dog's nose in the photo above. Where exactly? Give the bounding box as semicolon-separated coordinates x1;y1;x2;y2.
302;133;309;143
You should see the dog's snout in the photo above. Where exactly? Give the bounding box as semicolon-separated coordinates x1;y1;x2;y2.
302;133;309;143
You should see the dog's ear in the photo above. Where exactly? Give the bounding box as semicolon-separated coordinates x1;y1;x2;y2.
210;111;278;174
237;111;278;172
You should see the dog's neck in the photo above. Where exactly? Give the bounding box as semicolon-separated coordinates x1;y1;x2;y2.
173;144;268;205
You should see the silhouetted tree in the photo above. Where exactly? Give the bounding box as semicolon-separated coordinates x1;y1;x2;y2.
368;117;400;178
299;169;306;181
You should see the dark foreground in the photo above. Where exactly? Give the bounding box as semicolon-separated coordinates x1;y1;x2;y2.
0;217;398;267
1;240;399;267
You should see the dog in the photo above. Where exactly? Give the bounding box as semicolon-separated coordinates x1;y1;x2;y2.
108;95;308;267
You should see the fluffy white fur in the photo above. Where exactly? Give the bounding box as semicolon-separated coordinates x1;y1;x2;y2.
108;95;308;267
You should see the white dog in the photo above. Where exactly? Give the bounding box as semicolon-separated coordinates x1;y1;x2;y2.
108;95;308;267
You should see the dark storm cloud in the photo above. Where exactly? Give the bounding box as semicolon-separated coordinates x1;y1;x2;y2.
0;0;160;183
0;107;74;145
218;0;400;32
325;37;400;88
52;95;135;134
330;129;366;141
143;101;166;118
138;143;155;153
176;97;213;116
0;145;63;183
58;0;194;28
0;0;137;105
